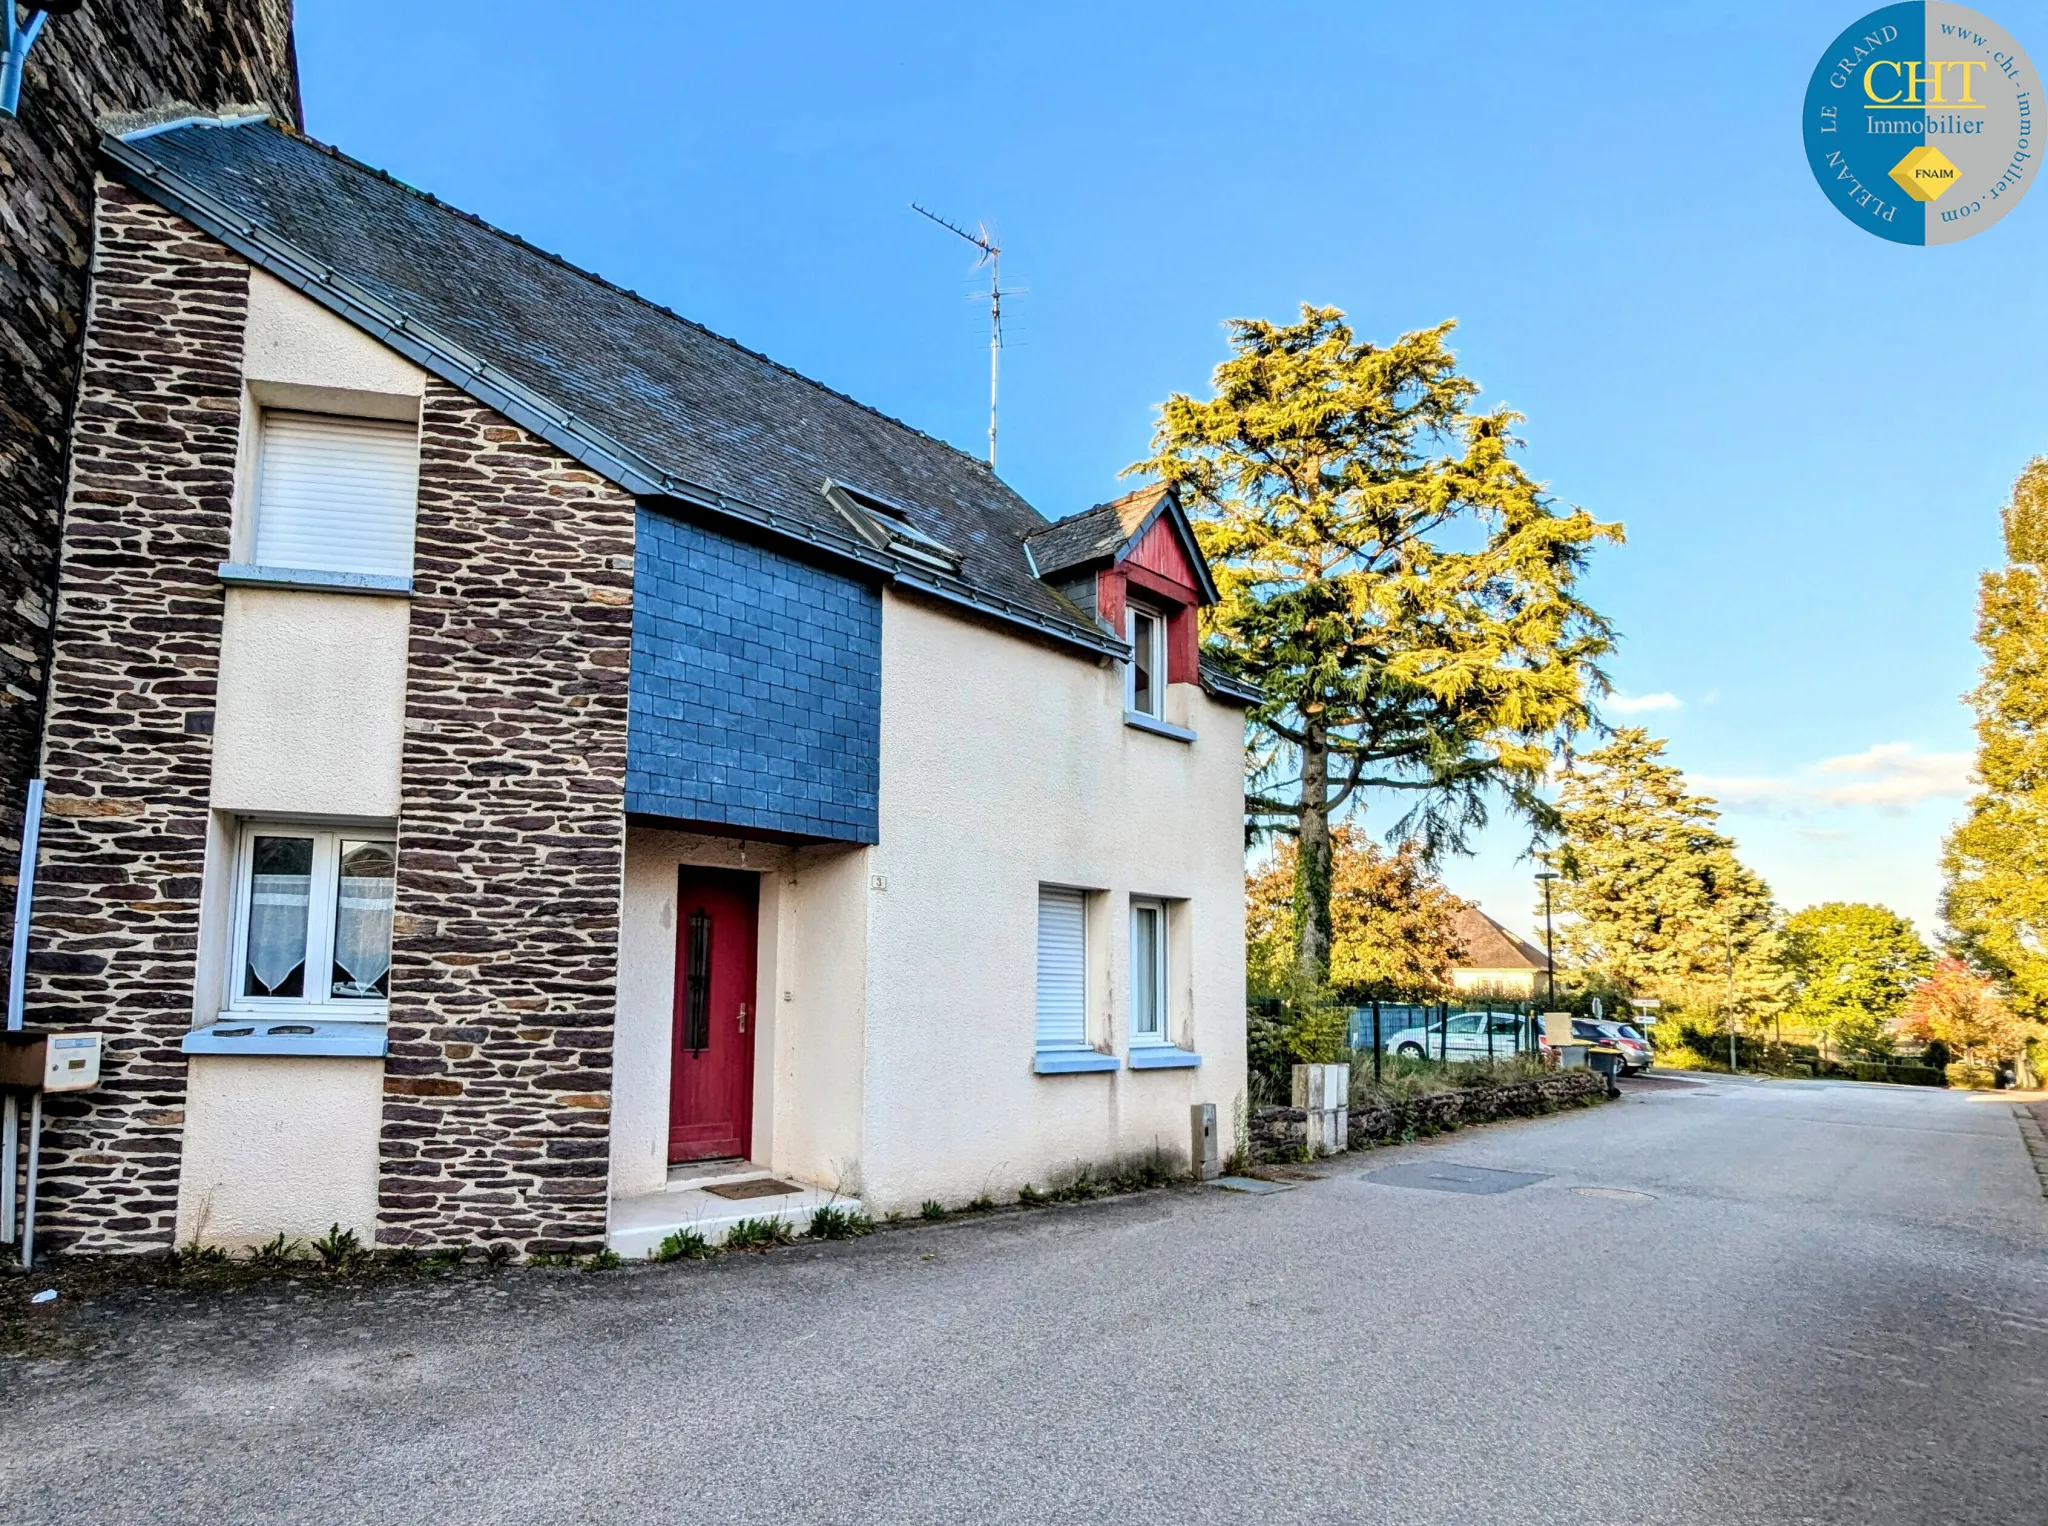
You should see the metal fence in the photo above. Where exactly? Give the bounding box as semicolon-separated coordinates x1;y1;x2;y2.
1349;999;1545;1084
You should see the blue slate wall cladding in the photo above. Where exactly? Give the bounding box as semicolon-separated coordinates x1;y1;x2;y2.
628;509;881;843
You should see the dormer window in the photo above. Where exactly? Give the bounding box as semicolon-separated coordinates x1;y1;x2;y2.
1127;603;1164;718
821;479;962;573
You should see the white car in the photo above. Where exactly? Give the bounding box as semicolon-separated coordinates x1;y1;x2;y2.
1379;1010;1532;1063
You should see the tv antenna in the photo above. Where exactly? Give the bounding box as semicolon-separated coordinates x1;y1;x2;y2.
911;202;1019;472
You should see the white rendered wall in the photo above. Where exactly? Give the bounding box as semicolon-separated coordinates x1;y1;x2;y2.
211;586;409;819
175;1056;383;1249
860;589;1248;1211
242;269;424;409
774;842;870;1194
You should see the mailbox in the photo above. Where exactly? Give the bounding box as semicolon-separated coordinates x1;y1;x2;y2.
0;1030;103;1093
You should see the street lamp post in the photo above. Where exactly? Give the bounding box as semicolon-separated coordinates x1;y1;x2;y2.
1535;870;1559;1007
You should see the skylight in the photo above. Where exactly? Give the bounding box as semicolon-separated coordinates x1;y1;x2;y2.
821;479;962;573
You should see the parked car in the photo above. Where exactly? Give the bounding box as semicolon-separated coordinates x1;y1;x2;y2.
1573;1018;1651;1074
1381;1010;1533;1062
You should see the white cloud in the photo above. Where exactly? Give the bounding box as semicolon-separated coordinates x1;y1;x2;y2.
1605;691;1682;715
1696;742;1974;815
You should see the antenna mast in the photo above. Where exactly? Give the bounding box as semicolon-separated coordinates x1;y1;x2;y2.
911;202;1015;472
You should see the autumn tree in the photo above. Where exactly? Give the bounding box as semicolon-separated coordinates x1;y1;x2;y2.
1899;959;2035;1071
1550;729;1786;1018
1246;825;1468;1002
1134;308;1620;984
1944;458;2048;1020
1782;902;1933;1058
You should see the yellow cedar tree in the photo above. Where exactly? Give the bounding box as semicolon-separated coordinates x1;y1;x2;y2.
1944;458;2048;1020
1133;307;1619;984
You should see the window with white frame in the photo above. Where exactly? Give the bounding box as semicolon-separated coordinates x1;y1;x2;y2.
231;824;397;1012
1035;886;1088;1052
1130;897;1169;1045
1126;603;1164;718
252;411;419;578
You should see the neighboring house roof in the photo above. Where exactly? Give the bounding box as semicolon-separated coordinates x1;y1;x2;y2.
1452;907;1550;972
100;118;1125;658
1024;483;1221;603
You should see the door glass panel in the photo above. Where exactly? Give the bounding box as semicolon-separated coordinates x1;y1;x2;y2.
244;835;313;997
1447;1013;1484;1035
683;909;712;1053
331;840;396;999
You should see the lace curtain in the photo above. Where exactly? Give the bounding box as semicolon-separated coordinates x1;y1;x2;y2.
332;841;395;998
245;836;313;996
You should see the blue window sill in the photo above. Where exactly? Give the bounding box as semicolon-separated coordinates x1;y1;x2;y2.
1123;710;1196;743
1033;1048;1120;1075
183;1019;389;1058
1128;1045;1201;1070
219;562;413;597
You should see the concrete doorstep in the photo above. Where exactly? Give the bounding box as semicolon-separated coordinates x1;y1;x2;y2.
608;1166;864;1259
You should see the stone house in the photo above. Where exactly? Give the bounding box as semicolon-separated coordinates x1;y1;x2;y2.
0;1;298;899
24;116;1253;1257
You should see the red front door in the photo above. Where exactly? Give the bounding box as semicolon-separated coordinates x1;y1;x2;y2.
669;868;759;1163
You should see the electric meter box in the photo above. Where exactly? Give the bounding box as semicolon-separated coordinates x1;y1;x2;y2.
0;1030;104;1093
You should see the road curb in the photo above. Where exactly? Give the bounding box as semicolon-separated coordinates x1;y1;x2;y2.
2013;1104;2048;1200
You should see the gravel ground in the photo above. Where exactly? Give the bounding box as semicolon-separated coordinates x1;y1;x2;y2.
4;1074;2045;1525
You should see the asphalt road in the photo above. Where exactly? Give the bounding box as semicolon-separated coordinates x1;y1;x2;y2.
6;1075;2046;1525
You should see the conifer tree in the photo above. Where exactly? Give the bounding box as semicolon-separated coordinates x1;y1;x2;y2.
1550;729;1785;1015
1135;307;1620;984
1943;458;2048;1019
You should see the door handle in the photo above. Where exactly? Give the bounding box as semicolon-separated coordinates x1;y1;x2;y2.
737;1002;748;1035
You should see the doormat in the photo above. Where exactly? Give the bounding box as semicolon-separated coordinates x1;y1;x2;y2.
702;1178;802;1200
1360;1162;1547;1195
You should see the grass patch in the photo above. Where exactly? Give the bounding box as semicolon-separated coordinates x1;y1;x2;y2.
310;1225;370;1274
920;1199;949;1220
807;1204;874;1240
965;1194;996;1214
652;1228;713;1262
586;1248;622;1271
722;1217;795;1252
246;1233;303;1269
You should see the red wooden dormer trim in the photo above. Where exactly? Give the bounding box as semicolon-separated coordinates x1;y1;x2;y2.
1098;514;1203;684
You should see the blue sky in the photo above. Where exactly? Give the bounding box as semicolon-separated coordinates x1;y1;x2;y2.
297;1;2048;939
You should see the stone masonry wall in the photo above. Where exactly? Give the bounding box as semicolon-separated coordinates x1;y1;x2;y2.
1251;1069;1610;1161
0;1;297;932
25;185;248;1253
380;379;636;1256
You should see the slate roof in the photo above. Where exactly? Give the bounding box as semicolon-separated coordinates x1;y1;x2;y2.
101;117;1119;657
1452;907;1550;972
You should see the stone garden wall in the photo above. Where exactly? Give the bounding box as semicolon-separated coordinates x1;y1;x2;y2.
1252;1069;1610;1160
